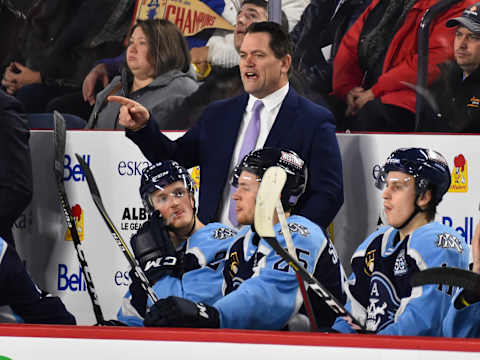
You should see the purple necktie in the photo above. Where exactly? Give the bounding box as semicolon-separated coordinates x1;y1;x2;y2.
228;100;264;226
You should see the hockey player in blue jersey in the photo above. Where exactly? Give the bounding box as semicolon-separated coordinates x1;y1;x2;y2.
0;237;75;324
333;147;470;336
442;220;480;338
143;148;345;330
117;160;236;326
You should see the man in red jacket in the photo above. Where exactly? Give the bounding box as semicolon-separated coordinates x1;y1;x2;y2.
333;0;476;132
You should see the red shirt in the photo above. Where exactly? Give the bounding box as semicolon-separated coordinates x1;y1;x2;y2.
333;0;476;113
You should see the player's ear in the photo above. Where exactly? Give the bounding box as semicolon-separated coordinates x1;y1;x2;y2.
417;189;432;209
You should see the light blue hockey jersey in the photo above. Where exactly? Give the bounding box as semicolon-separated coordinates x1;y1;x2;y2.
118;222;236;326
442;289;480;338
333;222;470;336
215;215;345;330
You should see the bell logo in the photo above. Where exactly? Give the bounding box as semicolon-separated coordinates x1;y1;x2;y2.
449;154;468;193
65;204;84;241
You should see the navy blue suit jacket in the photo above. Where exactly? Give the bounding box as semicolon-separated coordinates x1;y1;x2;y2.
127;87;343;229
0;90;32;246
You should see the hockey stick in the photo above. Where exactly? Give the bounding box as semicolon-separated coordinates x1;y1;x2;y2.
411;267;480;296
254;167;365;330
265;168;319;331
53;111;105;325
75;154;159;304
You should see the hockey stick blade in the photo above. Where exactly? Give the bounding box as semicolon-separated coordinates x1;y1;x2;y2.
75;154;159;304
53;112;105;325
411;267;480;295
254;167;285;237
265;167;319;331
254;167;365;330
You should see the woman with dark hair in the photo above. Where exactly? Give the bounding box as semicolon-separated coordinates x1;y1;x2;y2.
85;19;198;129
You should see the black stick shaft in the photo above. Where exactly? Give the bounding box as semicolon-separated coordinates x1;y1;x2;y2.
75;154;159;304
53;112;105;324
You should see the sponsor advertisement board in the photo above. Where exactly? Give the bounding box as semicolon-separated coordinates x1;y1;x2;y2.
12;131;480;324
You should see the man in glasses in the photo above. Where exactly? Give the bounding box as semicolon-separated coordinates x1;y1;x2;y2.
333;147;469;336
117;160;236;325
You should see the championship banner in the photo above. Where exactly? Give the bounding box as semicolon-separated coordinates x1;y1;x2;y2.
134;0;234;37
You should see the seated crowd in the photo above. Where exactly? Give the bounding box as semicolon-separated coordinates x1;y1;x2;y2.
1;0;480;339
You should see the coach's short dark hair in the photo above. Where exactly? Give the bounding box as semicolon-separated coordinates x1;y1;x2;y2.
245;21;292;59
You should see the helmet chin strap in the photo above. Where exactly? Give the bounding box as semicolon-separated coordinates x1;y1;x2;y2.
186;202;198;237
186;212;196;237
393;194;425;230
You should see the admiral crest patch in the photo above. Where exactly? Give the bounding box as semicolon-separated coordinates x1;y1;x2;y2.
435;232;464;254
213;227;237;240
278;223;310;237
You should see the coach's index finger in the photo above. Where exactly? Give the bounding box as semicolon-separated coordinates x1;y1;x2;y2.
107;95;136;107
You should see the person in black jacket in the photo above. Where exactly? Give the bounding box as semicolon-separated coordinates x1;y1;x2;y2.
0;236;76;324
1;0;129;117
290;0;371;108
427;3;480;133
0;89;32;247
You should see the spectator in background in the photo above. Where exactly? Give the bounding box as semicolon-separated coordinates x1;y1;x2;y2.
427;2;480;133
0;0;31;67
332;0;475;132
109;22;343;232
0;89;32;247
190;0;310;76
290;0;371;107
1;0;128;119
85;19;198;130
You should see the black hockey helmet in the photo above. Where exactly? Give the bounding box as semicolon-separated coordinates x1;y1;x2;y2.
374;147;451;205
140;160;196;213
232;147;308;209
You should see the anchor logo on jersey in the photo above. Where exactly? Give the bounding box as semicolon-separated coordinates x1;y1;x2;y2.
366;298;387;331
366;273;401;332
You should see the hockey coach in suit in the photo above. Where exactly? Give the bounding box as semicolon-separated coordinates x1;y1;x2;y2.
109;21;343;231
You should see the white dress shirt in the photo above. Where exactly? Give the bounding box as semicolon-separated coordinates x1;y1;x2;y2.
219;83;290;228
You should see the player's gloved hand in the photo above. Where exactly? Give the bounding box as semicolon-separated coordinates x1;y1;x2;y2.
143;296;220;328
131;211;181;284
128;269;148;317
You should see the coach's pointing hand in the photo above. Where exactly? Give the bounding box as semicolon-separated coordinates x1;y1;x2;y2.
108;95;150;131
